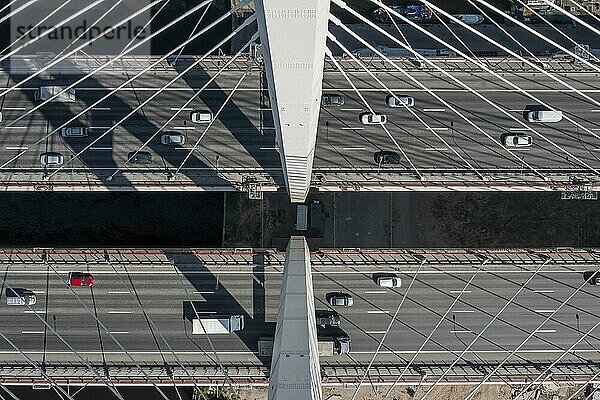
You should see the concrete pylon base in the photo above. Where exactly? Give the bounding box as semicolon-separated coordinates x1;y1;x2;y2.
268;237;322;400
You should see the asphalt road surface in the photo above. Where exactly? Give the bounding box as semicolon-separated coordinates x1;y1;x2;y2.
1;262;599;370
0;62;600;187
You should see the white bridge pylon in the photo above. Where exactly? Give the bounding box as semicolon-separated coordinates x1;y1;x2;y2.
268;236;322;400
255;0;330;203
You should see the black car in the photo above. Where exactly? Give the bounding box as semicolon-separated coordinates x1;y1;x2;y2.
315;311;341;327
127;151;153;164
374;151;401;165
583;271;600;285
321;93;345;107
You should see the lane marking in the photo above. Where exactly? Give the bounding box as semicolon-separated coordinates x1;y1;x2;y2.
592;128;600;131
193;291;215;294
423;108;445;112
364;290;387;294
24;310;45;314
343;147;367;150
89;126;111;129
367;310;390;314
533;290;554;293
429;127;448;131
450;290;471;294
452;310;475;313
450;330;472;334
21;331;44;334
509;127;530;131
108;291;130;294
341;108;363;111
108;311;132;314
107;331;130;334
31;290;45;294
535;329;556;333
91;107;110;111
508;109;524;112
89;147;112;150
366;331;387;334
3;126;27;129
425;147;449;151
170;107;193;111
3;107;26;110
258;108;272;111
5;146;28;150
535;310;556;313
341;127;364;130
260;147;278;150
591;109;600;112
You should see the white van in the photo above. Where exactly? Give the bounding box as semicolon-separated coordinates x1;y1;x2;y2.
6;288;36;306
526;110;563;123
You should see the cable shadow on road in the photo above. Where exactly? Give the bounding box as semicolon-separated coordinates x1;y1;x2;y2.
172;62;284;186
1;65;232;189
165;249;275;368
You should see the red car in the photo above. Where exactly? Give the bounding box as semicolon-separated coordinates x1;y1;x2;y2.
69;272;94;287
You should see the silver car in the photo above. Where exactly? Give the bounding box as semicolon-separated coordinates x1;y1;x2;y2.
503;134;533;147
61;127;88;137
386;95;414;108
160;132;185;145
40;152;64;166
328;293;354;307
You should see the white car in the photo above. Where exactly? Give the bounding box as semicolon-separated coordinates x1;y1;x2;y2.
503;134;533;147
377;276;401;288
40;152;64;166
160;132;185;145
360;112;387;125
386;95;414;108
451;14;485;25
526;110;563;123
190;110;213;123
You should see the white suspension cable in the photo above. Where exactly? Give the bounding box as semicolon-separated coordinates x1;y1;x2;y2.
329;32;485;179
0;0;109;67
350;260;426;400
42;262;172;400
381;258;489;399
466;0;541;61
0;0;75;55
173;0;213;63
460;274;597;400
56;0;126;58
0;332;75;400
48;25;257;181
416;259;551;400
329;10;547;179
326;47;424;180
174;65;251;174
0;1;253;170
466;0;600;71
0;276;126;400
361;1;600;172
103;261;213;400
107;32;258;180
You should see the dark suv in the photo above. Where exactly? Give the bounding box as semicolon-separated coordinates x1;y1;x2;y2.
374;151;401;165
321;93;344;107
315;311;341;327
128;151;153;164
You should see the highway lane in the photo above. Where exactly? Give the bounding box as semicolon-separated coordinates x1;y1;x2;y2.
1;67;600;187
0;264;599;367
